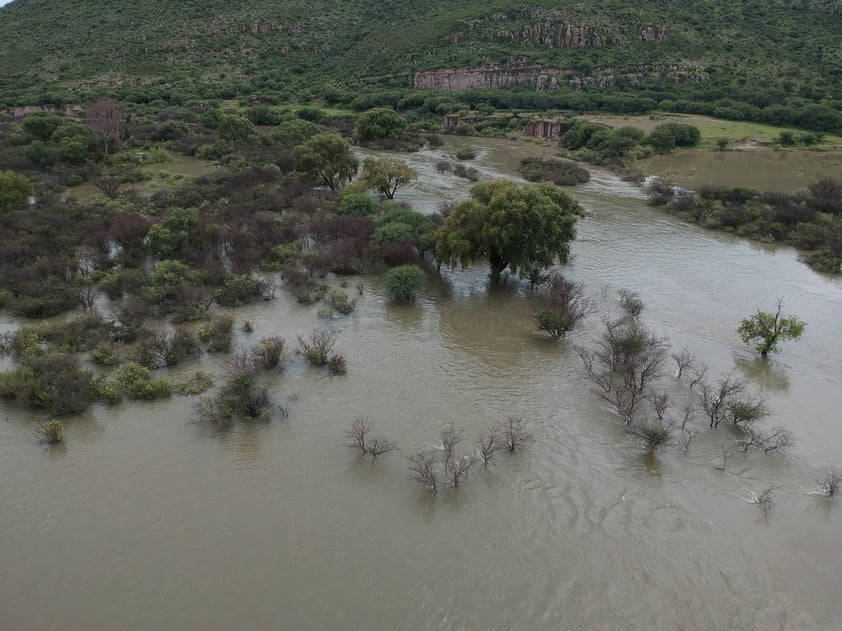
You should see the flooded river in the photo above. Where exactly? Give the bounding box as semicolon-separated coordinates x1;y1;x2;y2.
2;138;841;630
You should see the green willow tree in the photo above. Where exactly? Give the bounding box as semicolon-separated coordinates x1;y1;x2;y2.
435;180;580;282
294;133;358;191
738;299;805;357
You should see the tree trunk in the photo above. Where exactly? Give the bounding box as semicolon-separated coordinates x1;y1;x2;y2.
489;252;507;283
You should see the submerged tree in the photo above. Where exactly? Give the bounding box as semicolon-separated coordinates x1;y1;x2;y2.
435;180;580;282
360;157;417;199
738;299;805;357
532;273;592;338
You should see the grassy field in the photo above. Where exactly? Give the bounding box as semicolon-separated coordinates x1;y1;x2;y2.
583;113;842;147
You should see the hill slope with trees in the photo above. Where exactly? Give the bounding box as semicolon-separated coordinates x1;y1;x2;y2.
1;0;842;109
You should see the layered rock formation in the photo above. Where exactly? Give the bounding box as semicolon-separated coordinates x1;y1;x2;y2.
413;64;707;91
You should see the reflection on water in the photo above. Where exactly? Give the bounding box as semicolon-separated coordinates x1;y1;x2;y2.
1;137;841;630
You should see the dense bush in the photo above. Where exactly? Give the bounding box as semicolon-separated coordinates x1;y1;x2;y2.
518;157;590;186
384;265;427;303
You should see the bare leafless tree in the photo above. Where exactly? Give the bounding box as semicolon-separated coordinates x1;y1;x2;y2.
688;363;708;390
671;347;695;378
815;467;841;497
741;426;794;453
576;318;669;424
93;177;122;199
447;454;475;488
679;398;696;452
407;451;439;493
531;273;594;339
501;416;531;452
87;98;126;157
714;445;734;472
700;374;747;428
345;417;372;454
345;417;397;462
440;424;463;473
646;390;671;420
754;487;777;521
77;284;97;312
367;435;397;462
618;289;645;320
477;426;503;465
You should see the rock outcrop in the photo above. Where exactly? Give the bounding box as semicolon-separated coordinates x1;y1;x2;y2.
413;64;707;91
445;13;666;49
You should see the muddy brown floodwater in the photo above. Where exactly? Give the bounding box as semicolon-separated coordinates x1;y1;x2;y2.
2;137;841;630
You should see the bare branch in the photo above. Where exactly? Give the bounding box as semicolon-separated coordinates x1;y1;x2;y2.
477;426;503;465
500;416;531;452
407;451;439;493
815;467;841;497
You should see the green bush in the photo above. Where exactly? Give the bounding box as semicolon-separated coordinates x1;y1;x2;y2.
197;314;235;352
41;420;64;444
384;265;427;302
215;274;265;306
170;370;215;395
338;192;381;217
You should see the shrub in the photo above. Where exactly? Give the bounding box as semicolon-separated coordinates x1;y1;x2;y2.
327;354;347;375
41;420;64;444
215;274;265;306
518;157;590;186
251;336;286;370
326;289;355;315
453;163;479;181
298;330;336;366
170;370;215;395
197;370;272;425
384;265;427;303
0;353;95;415
455;148;476;160
112;362;172;400
197;314;234;352
338;192;381;217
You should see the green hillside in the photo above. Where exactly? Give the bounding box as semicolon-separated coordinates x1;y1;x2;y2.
1;0;841;108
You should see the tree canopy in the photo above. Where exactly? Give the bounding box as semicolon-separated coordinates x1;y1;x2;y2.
0;170;34;213
361;157;417;199
355;108;407;143
738;300;805;357
294;132;358;191
435;180;580;282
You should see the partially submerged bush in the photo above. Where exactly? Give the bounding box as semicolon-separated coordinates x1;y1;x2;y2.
384;265;426;303
41;420;64;444
170;370;215;395
298;330;336;366
196;370;272;425
215;274;265;306
109;361;172;400
251;336;286;370
518;157;590;186
0;353;95;415
197;314;234;352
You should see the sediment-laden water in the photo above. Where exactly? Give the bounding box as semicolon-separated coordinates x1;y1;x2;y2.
2;138;840;630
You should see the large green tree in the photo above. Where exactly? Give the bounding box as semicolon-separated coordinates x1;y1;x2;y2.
738;299;805;357
435;180;580;282
0;170;34;212
361;157;417;199
294;133;358;191
355;108;407;143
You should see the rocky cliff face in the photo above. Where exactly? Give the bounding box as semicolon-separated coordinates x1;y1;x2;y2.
413;64;706;91
446;12;666;49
